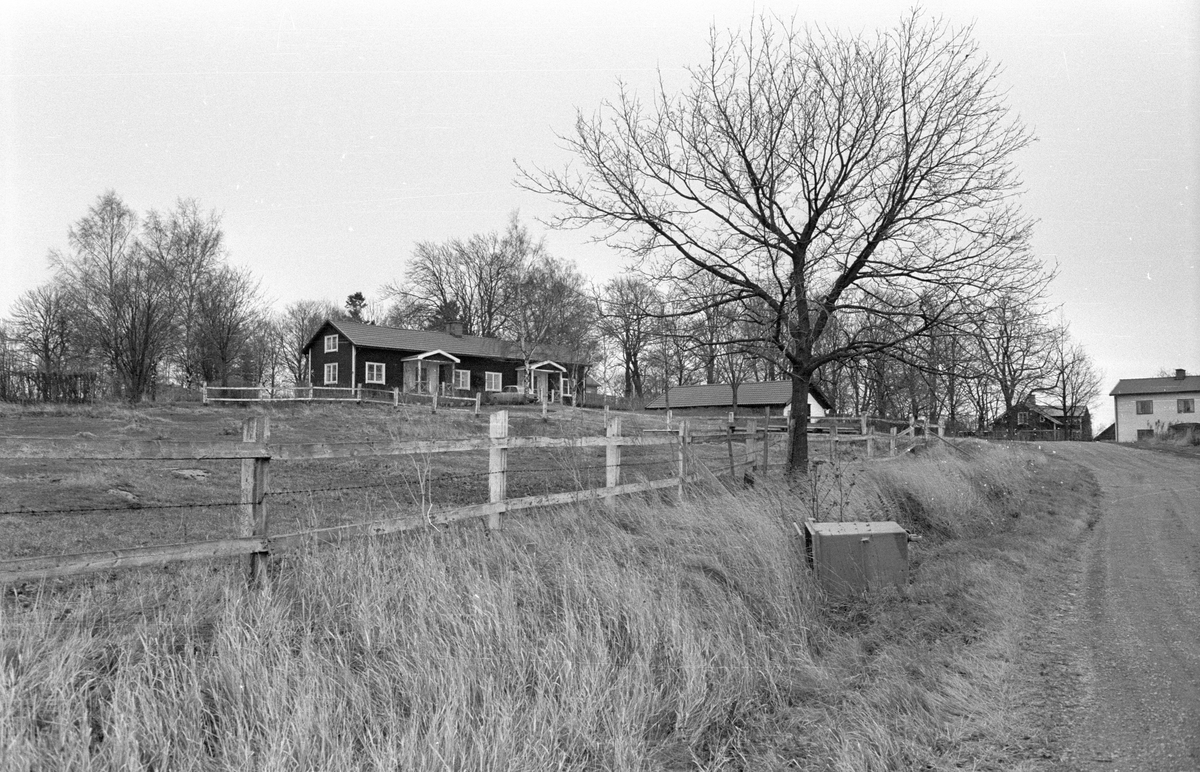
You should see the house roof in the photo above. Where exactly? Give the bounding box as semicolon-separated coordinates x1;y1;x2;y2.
644;381;833;411
304;319;587;365
993;403;1089;426
1110;375;1200;396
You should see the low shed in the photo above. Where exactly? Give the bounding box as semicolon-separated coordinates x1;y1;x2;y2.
644;381;832;419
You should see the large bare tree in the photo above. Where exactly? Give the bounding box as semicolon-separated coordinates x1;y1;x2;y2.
521;12;1048;474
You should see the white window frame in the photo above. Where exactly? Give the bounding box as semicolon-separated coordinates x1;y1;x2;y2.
453;369;470;390
1017;411;1029;425
324;334;338;353
365;362;385;385
323;362;338;384
485;372;502;392
560;375;573;397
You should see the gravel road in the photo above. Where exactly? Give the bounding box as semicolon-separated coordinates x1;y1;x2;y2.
1050;443;1200;771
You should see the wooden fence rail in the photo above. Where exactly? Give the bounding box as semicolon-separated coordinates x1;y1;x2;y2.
1;410;931;586
0;411;693;585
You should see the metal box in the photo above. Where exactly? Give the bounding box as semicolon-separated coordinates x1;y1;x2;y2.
803;521;909;598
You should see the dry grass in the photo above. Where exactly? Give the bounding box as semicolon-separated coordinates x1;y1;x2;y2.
1;411;1100;770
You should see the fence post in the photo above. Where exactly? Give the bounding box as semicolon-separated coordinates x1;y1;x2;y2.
432;390;438;414
830;424;838;461
488;410;508;531
938;421;945;438
393;387;399;407
201;383;208;405
890;426;897;456
866;427;875;459
726;423;737;478
667;408;672;428
240;415;270;586
606;415;621;509
860;415;868;435
542;393;548;419
474;392;481;415
677;420;688;500
762;407;771;473
923;417;930;441
744;418;758;478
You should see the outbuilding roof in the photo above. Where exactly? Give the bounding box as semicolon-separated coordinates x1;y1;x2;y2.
1109;374;1200;396
303;319;587;365
645;381;833;411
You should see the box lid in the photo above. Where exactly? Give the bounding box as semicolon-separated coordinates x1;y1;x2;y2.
805;521;908;537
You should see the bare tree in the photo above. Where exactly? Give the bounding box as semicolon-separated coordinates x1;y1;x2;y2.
277;299;342;384
973;299;1053;437
141;199;226;387
51;192;178;401
196;265;263;386
384;212;533;336
9;283;77;376
521;12;1049;474
508;255;594;393
595;276;660;398
1047;322;1101;440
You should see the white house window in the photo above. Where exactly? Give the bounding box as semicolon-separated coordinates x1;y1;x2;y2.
1017;411;1029;425
324;363;338;384
485;372;502;392
1136;400;1154;415
453;369;470;390
365;362;385;384
1179;399;1195;413
324;334;338;353
561;376;573;397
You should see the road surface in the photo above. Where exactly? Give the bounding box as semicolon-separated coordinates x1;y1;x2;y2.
1048;443;1200;771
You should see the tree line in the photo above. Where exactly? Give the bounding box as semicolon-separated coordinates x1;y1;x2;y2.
2;13;1105;473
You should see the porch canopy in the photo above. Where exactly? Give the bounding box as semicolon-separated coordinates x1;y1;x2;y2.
400;349;461;365
517;360;568;374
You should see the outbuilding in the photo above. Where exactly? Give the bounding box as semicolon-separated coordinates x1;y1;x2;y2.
644;380;832;419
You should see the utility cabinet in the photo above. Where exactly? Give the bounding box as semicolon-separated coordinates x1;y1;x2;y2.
803;521;909;598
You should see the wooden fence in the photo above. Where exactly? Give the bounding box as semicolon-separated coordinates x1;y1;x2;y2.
0;412;697;585
0;407;932;586
202;384;480;412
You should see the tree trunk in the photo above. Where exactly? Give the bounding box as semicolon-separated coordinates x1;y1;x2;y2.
787;374;811;480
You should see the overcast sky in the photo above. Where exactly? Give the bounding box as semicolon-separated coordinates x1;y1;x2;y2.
2;0;1197;428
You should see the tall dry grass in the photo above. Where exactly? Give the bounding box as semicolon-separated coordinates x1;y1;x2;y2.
1;440;1095;770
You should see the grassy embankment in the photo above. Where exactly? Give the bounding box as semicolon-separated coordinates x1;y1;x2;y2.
1;411;1100;770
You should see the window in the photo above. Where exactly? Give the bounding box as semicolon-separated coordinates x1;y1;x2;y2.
453;369;470;390
324;363;338;384
324;334;338;353
1017;411;1029;425
1135;400;1154;415
365;362;385;384
1136;429;1154;441
560;376;573;397
485;372;502;392
1179;399;1195;414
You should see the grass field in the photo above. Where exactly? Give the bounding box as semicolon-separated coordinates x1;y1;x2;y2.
1;404;1101;770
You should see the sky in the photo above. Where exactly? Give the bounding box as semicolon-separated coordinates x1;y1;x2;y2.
1;0;1197;429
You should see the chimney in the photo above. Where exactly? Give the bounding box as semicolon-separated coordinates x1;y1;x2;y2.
445;321;464;337
1176;369;1187;380
1024;392;1038;407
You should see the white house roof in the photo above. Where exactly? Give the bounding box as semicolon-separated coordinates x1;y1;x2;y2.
400;349;461;363
1110;374;1200;396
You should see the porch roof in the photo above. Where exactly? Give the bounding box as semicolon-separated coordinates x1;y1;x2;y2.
517;360;568;373
400;349;461;364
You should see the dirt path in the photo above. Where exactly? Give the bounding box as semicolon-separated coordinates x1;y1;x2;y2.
1044;443;1200;771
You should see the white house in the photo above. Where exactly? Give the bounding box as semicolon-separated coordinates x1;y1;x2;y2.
1109;369;1200;442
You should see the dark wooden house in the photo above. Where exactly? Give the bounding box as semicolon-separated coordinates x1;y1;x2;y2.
991;395;1092;440
302;319;590;403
